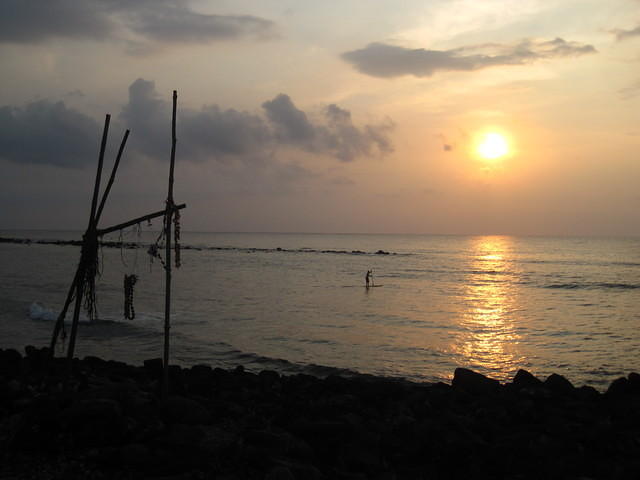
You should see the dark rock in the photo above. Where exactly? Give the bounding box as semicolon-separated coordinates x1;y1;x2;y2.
185;364;214;396
0;348;23;375
576;385;600;401
200;426;242;457
120;442;152;467
259;369;280;389
544;373;574;395
605;377;629;397
275;460;324;480
375;250;389;255
452;368;499;394
168;365;186;395
628;372;640;393
160;395;211;425
159;423;205;447
67;398;122;425
65;398;126;446
265;466;295;480
83;355;107;369
144;358;164;380
512;369;542;389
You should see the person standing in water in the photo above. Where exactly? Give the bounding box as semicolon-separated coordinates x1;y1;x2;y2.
365;270;372;288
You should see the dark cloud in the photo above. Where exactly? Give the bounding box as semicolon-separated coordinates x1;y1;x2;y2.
261;94;394;161
0;100;99;167
0;0;276;47
0;0;114;43
0;79;393;168
341;38;596;78
127;7;276;43
613;24;640;41
119;83;394;163
320;104;394;161
262;94;316;144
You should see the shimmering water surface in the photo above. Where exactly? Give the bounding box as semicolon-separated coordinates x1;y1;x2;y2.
1;231;639;388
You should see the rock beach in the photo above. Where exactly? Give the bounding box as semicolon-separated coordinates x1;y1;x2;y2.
1;346;640;479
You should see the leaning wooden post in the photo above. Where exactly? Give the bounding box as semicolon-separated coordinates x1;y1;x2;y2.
49;268;80;353
66;114;110;365
95;129;130;224
162;91;178;398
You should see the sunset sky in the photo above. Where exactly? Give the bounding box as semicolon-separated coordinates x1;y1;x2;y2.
1;0;639;236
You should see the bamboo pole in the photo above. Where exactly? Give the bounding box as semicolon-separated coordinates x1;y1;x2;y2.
97;204;185;236
89;115;110;229
162;91;178;398
66;114;110;364
95;129;130;224
49;269;80;353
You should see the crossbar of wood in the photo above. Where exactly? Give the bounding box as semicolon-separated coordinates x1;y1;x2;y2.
96;204;185;236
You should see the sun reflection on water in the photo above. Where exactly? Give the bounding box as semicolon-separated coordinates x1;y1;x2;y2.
452;236;525;380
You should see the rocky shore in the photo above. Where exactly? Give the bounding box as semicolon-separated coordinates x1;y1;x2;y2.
1;346;640;479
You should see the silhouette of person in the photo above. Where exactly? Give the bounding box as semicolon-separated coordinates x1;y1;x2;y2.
365;270;372;288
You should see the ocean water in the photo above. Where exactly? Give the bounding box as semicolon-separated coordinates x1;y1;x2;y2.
1;230;639;389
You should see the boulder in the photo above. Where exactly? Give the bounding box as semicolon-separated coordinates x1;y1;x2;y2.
605;377;629;397
160;395;211;425
627;372;640;394
452;368;500;394
265;466;295;480
144;358;164;380
512;369;543;389
120;442;153;467
543;374;574;395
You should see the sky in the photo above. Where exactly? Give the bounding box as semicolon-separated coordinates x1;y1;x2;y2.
0;0;638;236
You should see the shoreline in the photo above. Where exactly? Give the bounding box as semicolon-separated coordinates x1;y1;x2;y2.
2;346;640;479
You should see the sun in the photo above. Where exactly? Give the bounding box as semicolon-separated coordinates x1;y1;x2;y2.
477;132;509;160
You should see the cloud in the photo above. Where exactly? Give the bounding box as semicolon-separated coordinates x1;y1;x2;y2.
0;78;393;168
613;24;640;41
321;104;394;161
341;38;596;78
126;6;276;44
0;100;99;167
261;94;394;161
618;79;640;99
118;81;393;164
0;0;276;47
262;94;316;144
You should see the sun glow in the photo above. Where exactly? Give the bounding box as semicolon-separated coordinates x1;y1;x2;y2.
477;132;509;160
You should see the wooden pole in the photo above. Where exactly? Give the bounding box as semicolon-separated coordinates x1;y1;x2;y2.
95;129;130;225
89;115;110;229
162;91;178;397
97;204;185;236
66;114;110;364
49;269;80;353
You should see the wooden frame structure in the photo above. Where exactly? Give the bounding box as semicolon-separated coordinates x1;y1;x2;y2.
49;91;185;396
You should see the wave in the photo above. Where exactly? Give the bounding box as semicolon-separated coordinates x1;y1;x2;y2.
28;301;162;325
0;236;405;257
29;302;59;322
544;282;640;290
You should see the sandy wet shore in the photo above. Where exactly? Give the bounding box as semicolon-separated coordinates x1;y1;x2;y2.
1;346;640;479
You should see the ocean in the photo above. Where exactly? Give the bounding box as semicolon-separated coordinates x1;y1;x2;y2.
1;230;639;389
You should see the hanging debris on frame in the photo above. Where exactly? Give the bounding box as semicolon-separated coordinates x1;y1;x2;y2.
124;274;138;320
49;91;186;398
